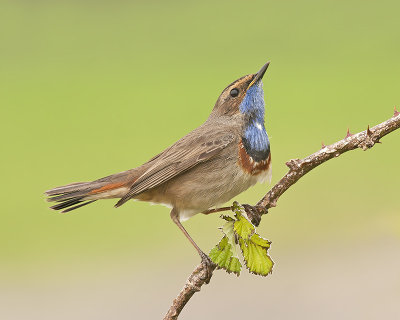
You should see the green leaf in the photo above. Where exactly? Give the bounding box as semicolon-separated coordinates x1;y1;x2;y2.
239;235;274;276
209;236;242;276
232;205;254;240
221;220;237;254
210;202;274;277
250;233;271;248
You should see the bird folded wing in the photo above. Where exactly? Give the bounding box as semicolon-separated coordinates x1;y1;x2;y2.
115;132;235;207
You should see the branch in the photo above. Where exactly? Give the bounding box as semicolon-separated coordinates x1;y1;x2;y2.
164;108;400;320
164;262;216;320
256;109;400;211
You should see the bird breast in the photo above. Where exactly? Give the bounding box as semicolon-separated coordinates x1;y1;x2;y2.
238;140;272;178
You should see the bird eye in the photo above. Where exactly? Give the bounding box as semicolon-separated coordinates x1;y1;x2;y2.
230;88;239;97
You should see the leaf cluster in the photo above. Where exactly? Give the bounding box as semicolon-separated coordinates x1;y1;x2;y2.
209;202;274;276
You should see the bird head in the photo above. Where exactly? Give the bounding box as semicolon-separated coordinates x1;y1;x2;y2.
211;62;270;118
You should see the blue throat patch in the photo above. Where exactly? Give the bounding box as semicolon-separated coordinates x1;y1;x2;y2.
239;82;270;162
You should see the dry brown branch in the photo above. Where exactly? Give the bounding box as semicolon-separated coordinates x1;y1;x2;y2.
163;109;400;320
163;262;216;320
257;110;400;209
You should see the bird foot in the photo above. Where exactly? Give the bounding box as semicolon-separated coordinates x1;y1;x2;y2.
242;204;268;227
199;252;216;283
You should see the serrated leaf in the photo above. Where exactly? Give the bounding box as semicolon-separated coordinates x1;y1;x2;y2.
221;218;241;259
233;211;255;240
209;236;241;276
250;233;271;248
211;202;274;277
227;257;241;275
239;236;274;276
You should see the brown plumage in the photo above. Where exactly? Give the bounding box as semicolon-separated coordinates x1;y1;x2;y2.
45;62;272;264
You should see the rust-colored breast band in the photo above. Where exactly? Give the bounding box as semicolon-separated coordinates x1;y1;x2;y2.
238;141;271;175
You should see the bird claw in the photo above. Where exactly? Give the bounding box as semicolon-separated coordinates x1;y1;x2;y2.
242;204;268;226
199;252;216;283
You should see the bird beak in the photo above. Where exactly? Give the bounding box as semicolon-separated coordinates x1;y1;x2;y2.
248;61;270;88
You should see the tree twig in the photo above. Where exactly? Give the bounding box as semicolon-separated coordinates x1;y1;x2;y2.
163;109;400;320
163;262;216;320
256;110;400;210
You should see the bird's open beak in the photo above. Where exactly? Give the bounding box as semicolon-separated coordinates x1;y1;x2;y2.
248;61;270;88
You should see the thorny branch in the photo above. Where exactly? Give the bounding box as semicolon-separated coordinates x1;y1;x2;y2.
256;108;400;211
164;109;400;320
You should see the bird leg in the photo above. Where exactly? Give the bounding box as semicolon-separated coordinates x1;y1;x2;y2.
170;210;215;282
203;204;267;226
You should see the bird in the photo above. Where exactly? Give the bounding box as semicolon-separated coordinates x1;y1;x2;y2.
45;61;272;266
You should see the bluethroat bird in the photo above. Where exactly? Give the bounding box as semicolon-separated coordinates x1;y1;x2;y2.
46;62;271;265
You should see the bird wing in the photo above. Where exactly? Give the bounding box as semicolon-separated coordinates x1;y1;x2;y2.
115;126;236;207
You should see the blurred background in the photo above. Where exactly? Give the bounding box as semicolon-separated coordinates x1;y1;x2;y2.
1;0;399;319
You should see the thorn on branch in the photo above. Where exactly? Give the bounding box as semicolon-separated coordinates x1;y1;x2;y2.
321;142;326;149
345;128;353;138
367;125;373;137
394;106;400;117
358;125;376;150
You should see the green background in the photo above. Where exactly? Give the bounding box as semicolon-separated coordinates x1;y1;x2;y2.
1;1;399;319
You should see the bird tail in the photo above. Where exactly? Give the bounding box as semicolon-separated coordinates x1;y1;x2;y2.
45;179;129;213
